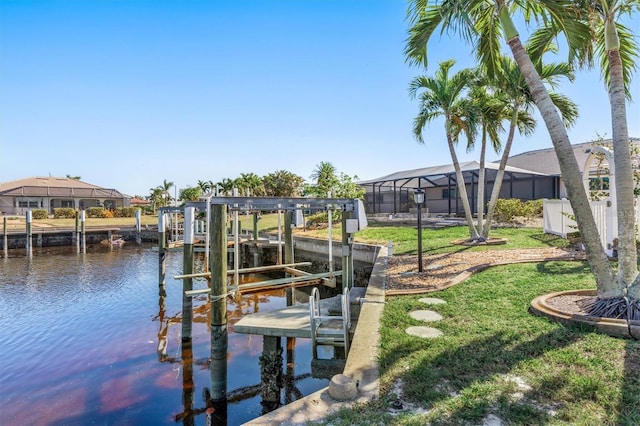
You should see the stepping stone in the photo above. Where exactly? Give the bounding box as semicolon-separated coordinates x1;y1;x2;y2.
418;297;446;305
426;264;444;271
405;326;443;338
409;310;443;322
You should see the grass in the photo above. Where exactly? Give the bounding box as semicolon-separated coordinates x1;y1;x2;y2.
301;223;571;255
317;261;640;425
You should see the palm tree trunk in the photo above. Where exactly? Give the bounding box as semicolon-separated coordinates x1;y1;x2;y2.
483;108;518;238
447;134;480;239
477;129;488;237
508;35;619;297
608;46;639;296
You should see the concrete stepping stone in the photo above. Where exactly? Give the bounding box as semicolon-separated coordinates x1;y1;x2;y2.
409;310;443;322
418;297;446;305
405;326;443;338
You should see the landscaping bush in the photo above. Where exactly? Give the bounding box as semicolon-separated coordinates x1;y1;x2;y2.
31;209;49;219
103;209;115;218
525;199;543;217
53;208;76;219
85;207;106;218
494;198;542;224
114;207;137;218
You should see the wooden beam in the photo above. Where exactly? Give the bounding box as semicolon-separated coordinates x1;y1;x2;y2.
174;261;313;279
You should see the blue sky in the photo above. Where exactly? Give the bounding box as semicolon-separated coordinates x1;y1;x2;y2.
1;0;639;198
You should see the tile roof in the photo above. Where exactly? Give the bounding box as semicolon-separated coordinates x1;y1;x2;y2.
0;176;130;198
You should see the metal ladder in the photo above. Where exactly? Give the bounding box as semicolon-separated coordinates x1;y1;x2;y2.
309;286;351;358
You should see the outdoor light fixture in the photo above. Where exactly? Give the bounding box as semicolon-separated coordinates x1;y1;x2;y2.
413;189;424;272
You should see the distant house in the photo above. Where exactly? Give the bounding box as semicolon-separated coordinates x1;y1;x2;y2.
0;176;131;216
358;138;638;216
130;197;151;208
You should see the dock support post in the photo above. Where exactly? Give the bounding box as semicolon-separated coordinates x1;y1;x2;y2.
253;212;259;240
182;207;195;341
276;206;282;265
284;210;294;305
26;210;32;257
209;203;228;403
158;213;166;296
135;209;142;245
81;210;86;254
73;211;79;252
2;216;7;257
259;335;283;413
341;210;353;289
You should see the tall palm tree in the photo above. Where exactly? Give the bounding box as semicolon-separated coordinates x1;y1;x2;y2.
409;59;481;240
405;1;623;304
576;0;640;302
480;54;578;238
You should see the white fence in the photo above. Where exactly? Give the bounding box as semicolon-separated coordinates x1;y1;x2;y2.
543;198;640;256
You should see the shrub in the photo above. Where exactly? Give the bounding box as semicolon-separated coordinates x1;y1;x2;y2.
103;209;115;218
86;207;106;218
32;209;49;219
525;199;543;217
114;207;137;218
493;198;543;224
53;208;76;219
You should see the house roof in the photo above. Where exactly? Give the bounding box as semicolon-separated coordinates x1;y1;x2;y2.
358;160;547;189
506;138;640;175
0;176;131;199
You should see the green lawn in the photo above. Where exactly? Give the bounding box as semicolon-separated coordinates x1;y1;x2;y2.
319;261;640;425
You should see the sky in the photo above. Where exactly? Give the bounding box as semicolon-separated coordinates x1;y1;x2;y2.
1;0;639;198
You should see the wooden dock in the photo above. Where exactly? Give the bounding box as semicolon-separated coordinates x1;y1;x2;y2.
233;288;365;338
232;295;341;338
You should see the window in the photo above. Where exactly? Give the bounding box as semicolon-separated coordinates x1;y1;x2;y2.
442;188;456;199
589;177;609;191
18;201;40;208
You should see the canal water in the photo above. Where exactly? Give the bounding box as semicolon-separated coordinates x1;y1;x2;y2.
0;244;328;425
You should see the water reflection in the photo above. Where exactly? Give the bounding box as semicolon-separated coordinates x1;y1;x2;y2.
0;245;328;426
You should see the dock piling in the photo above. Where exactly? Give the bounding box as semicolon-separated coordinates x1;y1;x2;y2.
26;210;32;257
158;213;166;295
209;203;228;403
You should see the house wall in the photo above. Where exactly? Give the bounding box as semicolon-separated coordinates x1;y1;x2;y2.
0;196;130;216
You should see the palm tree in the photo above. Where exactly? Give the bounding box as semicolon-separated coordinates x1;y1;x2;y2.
576;0;640;303
479;54;579;239
409;59;481;240
197;180;212;194
156;179;174;207
405;1;631;308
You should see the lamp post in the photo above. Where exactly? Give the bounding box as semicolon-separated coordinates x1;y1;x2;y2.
413;189;424;272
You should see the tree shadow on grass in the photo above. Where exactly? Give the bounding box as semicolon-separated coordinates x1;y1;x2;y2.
528;232;573;248
619;341;640;425
379;325;634;424
535;260;591;276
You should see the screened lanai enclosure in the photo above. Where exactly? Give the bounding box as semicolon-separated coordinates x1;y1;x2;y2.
358;161;557;216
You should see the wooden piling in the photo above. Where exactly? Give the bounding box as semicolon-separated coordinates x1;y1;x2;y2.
158;213;166;295
81;210;86;254
182;207;195;341
253;212;259;240
3;216;7;257
342;210;353;289
284;210;294;306
26;210;32;257
209;203;228;402
74;211;80;253
135;209;142;245
259;335;283;412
